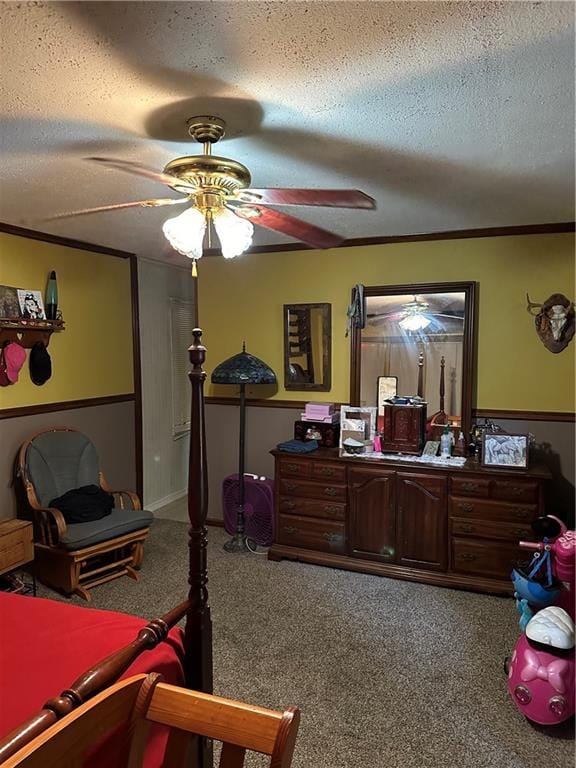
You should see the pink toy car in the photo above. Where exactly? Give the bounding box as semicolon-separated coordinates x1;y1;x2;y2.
506;516;575;725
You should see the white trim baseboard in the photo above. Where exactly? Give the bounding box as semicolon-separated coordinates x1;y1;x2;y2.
147;489;187;513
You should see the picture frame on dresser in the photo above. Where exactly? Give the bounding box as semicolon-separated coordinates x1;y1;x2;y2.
481;433;529;470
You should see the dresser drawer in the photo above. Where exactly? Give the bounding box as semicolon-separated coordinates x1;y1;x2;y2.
449;496;537;524
279;478;347;502
451;476;491;498
451;517;532;542
311;462;347;483
451;537;523;580
279;496;346;520
0;524;33;574
277;514;346;553
492;479;539;503
278;458;313;479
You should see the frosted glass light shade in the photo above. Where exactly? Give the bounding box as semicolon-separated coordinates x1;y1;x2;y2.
399;314;431;331
162;207;206;259
213;208;254;259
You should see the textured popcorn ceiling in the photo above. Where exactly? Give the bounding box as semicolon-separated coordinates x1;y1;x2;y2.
0;1;574;260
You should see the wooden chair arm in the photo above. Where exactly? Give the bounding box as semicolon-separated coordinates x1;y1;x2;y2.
22;478;67;545
109;490;142;511
32;506;67;546
99;474;141;510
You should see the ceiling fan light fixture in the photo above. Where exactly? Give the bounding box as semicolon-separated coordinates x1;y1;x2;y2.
213;207;254;260
399;314;432;332
162;206;206;260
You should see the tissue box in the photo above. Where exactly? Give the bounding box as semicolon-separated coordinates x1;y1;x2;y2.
294;420;340;448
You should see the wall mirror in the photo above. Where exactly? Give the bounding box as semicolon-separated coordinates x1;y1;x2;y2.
284;303;331;391
350;282;477;438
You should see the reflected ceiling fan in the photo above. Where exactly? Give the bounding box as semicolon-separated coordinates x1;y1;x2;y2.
368;296;465;332
41;116;376;270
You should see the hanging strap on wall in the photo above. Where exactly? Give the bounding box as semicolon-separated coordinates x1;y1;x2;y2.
346;284;365;337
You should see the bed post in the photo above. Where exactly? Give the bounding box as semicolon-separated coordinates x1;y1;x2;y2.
184;328;213;768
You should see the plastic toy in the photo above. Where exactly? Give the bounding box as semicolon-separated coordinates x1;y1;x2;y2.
506;516;575;725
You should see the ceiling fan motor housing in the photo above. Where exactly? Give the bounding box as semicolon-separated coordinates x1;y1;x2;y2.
163;155;252;200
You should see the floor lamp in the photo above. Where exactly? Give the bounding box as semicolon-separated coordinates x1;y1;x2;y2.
211;344;276;552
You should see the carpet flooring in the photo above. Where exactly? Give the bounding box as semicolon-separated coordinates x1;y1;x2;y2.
38;519;572;768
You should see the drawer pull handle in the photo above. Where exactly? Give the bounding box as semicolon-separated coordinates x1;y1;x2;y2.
458;503;474;513
283;500;297;510
285;464;300;473
323;487;339;497
318;467;335;477
461;482;479;492
459;523;475;533
284;482;297;491
460;553;478;562
508;486;526;496
323;532;342;544
282;525;298;535
323;505;340;516
514;509;529;520
515;528;528;537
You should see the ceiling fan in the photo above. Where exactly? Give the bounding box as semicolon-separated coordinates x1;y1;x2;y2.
41;116;376;268
368;296;465;332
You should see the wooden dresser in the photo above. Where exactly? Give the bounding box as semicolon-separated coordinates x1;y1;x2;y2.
269;449;551;595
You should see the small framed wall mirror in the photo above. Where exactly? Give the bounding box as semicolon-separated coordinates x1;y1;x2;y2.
350;282;477;439
284;303;331;391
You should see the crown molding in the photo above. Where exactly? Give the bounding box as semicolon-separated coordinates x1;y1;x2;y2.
0;222;134;259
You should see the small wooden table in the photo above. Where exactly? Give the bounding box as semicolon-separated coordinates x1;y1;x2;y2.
0;519;35;594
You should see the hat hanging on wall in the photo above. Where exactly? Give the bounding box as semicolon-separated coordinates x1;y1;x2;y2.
29;341;52;386
0;343;11;387
4;342;26;383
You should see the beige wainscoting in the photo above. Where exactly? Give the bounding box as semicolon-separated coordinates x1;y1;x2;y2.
0;399;137;520
202;401;574;523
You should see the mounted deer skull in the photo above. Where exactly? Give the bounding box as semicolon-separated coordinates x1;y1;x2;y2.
526;293;575;353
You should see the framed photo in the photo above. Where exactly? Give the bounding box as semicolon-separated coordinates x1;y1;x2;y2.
17;289;45;320
339;406;377;456
0;285;21;318
422;441;440;457
376;375;398;431
481;433;528;469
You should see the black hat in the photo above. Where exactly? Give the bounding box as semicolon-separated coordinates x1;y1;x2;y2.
30;341;52;385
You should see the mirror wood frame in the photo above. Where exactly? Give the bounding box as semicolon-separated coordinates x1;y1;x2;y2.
284;302;332;391
349;281;477;439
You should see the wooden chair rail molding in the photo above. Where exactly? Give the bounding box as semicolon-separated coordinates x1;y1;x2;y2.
205;398;575;422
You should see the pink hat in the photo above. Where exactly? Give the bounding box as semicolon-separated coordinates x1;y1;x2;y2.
4;342;26;383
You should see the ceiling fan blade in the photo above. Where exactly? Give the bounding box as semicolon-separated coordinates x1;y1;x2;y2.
38;197;189;222
229;204;344;249
85;156;191;189
234;188;376;209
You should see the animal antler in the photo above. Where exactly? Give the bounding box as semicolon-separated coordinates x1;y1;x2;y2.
526;293;543;316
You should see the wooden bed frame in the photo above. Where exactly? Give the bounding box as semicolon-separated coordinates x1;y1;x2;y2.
0;329;213;768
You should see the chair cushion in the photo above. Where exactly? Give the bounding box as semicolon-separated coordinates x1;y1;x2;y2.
27;431;100;508
60;508;153;550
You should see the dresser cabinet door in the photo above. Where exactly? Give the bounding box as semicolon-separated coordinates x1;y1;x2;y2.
348;468;396;561
396;473;448;571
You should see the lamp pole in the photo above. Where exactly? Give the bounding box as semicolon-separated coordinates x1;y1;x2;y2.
224;383;249;552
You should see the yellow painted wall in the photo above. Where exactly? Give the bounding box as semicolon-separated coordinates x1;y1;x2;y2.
198;232;575;413
0;233;134;408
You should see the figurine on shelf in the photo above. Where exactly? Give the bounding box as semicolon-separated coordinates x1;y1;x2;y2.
45;271;58;321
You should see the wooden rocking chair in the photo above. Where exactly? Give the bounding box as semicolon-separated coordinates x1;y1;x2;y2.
15;427;153;601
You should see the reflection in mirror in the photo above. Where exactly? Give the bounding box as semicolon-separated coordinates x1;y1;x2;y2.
351;283;476;440
284;303;331;391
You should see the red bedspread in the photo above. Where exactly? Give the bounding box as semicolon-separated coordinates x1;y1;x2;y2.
0;592;185;766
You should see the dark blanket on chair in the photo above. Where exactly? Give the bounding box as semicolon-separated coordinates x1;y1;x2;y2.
49;484;114;523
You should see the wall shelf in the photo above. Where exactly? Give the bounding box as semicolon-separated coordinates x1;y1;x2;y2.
0;318;65;348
